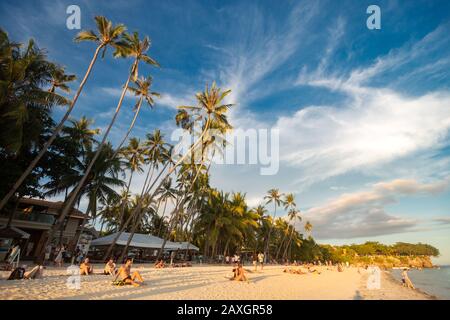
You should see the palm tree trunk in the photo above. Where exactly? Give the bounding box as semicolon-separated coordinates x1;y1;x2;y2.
38;59;138;263
276;231;288;261
6;199;20;227
117;170;134;230
283;226;295;261
157;199;168;237
0;44;104;212
264;204;277;263
112;96;143;159
102;161;168;261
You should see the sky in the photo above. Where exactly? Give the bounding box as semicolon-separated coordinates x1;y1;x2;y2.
1;0;450;263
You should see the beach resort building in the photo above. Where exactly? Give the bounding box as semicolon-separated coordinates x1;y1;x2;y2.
89;232;199;262
0;198;88;261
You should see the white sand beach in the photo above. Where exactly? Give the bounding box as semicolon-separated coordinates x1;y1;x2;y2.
0;264;431;300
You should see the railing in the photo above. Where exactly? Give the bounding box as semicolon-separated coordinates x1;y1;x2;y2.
0;211;55;224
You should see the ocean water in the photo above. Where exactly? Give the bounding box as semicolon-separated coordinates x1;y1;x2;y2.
391;266;450;299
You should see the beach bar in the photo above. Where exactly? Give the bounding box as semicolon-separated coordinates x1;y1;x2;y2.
89;232;199;262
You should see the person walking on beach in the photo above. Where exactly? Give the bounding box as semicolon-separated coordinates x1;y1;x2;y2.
401;268;415;289
252;253;258;271
257;252;265;271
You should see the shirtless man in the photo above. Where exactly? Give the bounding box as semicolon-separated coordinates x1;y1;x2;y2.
115;258;144;287
80;258;93;275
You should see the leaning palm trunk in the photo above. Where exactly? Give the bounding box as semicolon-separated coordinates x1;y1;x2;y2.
102;161;168;261
112;96;143;159
117;170;135;230
115;116;213;262
283;226;295;261
155;155;208;261
0;45;104;212
264;204;277;263
276;231;288;261
183;155;213;261
37;59;138;263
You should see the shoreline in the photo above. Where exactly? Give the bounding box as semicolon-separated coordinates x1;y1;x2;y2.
0;264;435;300
357;269;434;300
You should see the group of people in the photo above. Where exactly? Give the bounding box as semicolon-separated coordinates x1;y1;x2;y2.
154;259;192;269
252;252;265;271
77;257;144;287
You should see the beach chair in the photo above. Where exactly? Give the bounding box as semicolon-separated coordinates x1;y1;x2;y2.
7;247;21;269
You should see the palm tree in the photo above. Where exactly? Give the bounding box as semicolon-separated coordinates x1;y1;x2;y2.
0;36;70;154
103;130;170;261
263;188;284;261
283;208;301;261
113;76;160;155
48;66;76;93
44;142;125;245
115;137;146;227
276;193;296;259
62;117;100;156
305;221;313;238
0;16;126;212
43;31;160;261
155;178;177;236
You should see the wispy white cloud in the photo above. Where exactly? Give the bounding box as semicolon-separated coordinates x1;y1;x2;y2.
276;89;450;187
218;1;320;106
301;178;450;239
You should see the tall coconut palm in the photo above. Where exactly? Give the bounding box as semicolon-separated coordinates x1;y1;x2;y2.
276;193;296;259
113;76;160;156
155;177;177;236
42;31;160;262
263;188;283;260
62;117;100;156
48;66;76;93
103;130;170;261
304;221;313;238
115;137;146;227
283;208;301;261
0;16;126;212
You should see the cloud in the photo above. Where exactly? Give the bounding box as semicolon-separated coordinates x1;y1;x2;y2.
433;217;450;225
271;23;450;188
301;178;449;239
218;1;320;105
157;92;193;109
276;89;450;187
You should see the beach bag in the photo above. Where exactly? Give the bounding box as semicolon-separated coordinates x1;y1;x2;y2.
112;279;126;286
8;267;25;280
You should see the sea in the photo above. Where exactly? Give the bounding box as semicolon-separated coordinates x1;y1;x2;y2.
391;266;450;299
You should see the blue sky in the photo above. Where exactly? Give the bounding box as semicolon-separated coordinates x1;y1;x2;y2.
1;0;450;263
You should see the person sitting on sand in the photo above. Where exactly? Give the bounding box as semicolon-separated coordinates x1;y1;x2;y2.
104;259;117;276
80;258;93;275
337;263;344;272
24;265;44;279
401;268;415;289
115;258;144;287
155;259;165;268
308;266;321;275
231;263;248;282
